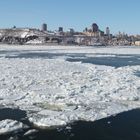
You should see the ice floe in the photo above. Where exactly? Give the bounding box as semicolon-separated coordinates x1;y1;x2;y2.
0;45;140;128
0;119;25;135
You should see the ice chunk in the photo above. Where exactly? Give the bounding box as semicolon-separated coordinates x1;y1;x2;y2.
0;119;25;135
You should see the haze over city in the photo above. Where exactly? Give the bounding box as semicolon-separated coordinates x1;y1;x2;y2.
0;0;139;35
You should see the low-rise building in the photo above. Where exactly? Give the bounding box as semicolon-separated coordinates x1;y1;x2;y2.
135;41;140;46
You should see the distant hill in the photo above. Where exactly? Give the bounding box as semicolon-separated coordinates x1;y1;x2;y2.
0;28;48;44
0;28;48;38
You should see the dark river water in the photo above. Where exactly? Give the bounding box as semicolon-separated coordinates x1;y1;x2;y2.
0;49;140;140
1;49;140;68
1;109;140;140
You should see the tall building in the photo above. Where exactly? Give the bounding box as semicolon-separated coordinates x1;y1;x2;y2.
69;28;74;33
84;27;88;32
59;27;63;32
106;27;110;36
41;23;47;31
92;23;99;32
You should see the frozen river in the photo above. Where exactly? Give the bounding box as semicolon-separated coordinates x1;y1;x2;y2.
0;46;140;68
0;45;140;139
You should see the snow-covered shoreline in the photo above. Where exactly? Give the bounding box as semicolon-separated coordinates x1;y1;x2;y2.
0;45;140;131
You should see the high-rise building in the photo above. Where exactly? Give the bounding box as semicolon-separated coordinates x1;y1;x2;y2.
41;23;47;31
59;27;63;32
84;27;88;32
92;23;99;32
106;27;110;36
69;28;74;33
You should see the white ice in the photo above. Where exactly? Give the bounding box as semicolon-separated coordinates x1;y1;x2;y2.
0;45;140;128
0;119;24;135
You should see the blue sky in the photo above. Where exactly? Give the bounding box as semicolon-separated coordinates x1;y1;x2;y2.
0;0;139;34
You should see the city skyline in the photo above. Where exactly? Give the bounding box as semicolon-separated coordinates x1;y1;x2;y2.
0;0;140;35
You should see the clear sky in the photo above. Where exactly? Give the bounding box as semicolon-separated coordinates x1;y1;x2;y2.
0;0;139;35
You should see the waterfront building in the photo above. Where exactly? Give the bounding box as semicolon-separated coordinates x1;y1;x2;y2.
135;41;140;46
